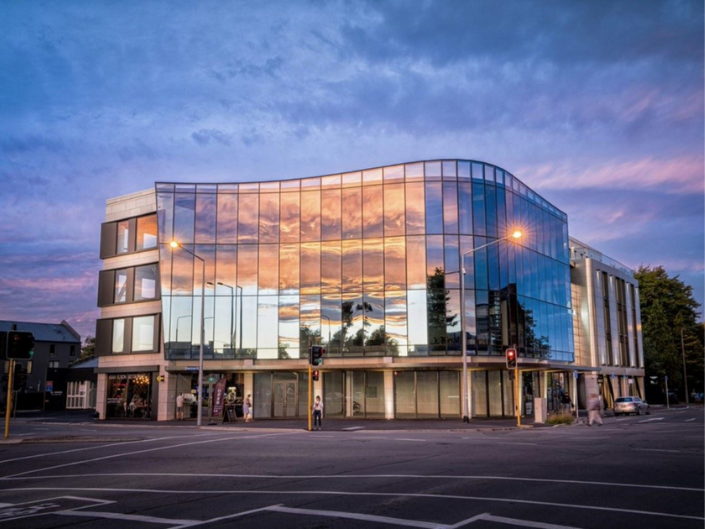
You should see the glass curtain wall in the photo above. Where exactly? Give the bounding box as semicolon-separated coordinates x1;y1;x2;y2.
156;160;573;362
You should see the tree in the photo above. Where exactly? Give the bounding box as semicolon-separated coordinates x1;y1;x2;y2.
635;266;703;397
80;336;95;361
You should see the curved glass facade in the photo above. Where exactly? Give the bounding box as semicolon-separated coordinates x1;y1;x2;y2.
156;160;574;363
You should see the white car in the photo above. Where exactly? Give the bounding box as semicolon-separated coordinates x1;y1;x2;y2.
614;396;651;416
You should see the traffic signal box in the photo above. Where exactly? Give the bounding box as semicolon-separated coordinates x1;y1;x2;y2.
0;331;35;360
505;348;517;369
312;370;320;382
310;345;324;366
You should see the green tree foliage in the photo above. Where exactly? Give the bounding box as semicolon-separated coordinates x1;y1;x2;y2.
635;266;703;395
80;336;95;361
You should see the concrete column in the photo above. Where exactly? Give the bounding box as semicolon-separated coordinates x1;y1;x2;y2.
384;370;395;419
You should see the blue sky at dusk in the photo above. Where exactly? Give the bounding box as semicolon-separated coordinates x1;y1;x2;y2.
1;0;703;340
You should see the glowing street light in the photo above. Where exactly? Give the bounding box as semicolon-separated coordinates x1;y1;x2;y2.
170;241;206;426
459;230;522;423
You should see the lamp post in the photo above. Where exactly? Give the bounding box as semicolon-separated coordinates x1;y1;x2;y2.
170;241;206;426
208;282;234;351
681;327;689;406
322;315;331;347
459;230;522;423
175;314;191;345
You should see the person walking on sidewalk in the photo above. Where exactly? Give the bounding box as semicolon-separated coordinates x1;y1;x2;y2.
243;394;253;423
312;395;323;430
588;393;603;426
176;393;184;421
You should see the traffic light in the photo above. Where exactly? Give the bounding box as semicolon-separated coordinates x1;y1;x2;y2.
4;331;35;359
505;348;517;369
312;370;320;382
310;345;324;366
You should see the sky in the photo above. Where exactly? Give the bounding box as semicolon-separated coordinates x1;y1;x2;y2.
0;0;703;341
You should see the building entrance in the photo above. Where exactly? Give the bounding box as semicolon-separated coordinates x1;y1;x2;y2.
273;381;297;417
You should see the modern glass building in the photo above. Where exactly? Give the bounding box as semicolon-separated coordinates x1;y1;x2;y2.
132;159;576;420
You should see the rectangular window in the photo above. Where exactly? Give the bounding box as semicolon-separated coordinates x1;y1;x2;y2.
50;344;56;356
49;361;59;369
117;220;130;254
70;345;76;357
132;315;156;352
115;269;128;303
136;215;158;250
134;265;157;300
112;319;125;353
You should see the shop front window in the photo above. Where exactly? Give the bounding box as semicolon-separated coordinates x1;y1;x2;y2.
106;373;153;419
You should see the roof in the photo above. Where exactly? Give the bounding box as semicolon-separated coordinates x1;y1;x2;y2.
70;357;99;369
0;320;81;344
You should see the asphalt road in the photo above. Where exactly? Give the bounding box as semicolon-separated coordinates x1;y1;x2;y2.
0;406;702;528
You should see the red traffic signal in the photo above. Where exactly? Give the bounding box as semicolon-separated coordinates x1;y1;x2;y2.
312;370;320;382
506;348;517;369
4;331;35;360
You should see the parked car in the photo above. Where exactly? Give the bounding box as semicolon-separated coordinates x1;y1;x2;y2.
691;392;704;403
614;396;651;416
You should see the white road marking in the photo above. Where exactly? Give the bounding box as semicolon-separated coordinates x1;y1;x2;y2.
8;472;701;492
1;487;701;522
1;432;296;479
473;513;581;529
634;448;681;453
266;505;441;528
685;418;695;422
395;438;427;442
57;509;196;525
342;426;365;431
638;418;664;423
494;442;538;446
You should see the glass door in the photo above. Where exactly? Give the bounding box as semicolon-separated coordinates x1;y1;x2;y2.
273;381;297;417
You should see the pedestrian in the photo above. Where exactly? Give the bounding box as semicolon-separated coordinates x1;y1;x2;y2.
176;393;184;421
588;393;602;426
243;394;253;423
312;395;323;430
561;392;572;413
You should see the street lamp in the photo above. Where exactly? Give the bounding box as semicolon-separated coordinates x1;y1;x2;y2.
175;314;191;345
322;314;331;347
459;230;522;423
170;240;206;426
208;282;233;351
681;327;689;406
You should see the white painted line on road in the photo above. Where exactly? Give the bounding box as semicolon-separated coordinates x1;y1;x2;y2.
471;513;581;529
685;418;695;422
394;438;427;442
57;509;197;525
1;432;297;479
494;442;537;446
266;504;441;528
634;448;681;453
4;487;702;523
342;426;365;431
638;418;664;423
169;504;288;528
8;472;702;492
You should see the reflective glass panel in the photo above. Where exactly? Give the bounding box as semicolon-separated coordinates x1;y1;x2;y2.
384;236;406;291
406;236;427;289
301;190;321;242
136;215;158;250
237;244;258;295
195;193;216;243
417;371;439;416
215;245;237;288
237;194;259;243
134;264;158;300
405;182;425;235
115;269;128;303
257;296;279;355
117;220;130;254
384;183;405;236
362;186;383;238
301;242;321;295
385;291;408;353
443;182;459;234
342;187;362;240
279;295;300;358
216;194;238;243
279;244;300;294
321;241;341;294
258;244;279;295
363;238;383;291
321;189;341;241
112;319;125;353
280;192;300;243
173;193;195;243
259;193;280;243
407;290;428;355
425;182;443;234
363;292;385;353
342;240;362;292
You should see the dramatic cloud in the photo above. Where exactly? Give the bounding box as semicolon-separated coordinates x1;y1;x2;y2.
0;0;702;338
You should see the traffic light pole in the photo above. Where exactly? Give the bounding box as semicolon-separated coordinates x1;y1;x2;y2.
4;359;14;439
515;365;521;428
308;363;313;431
